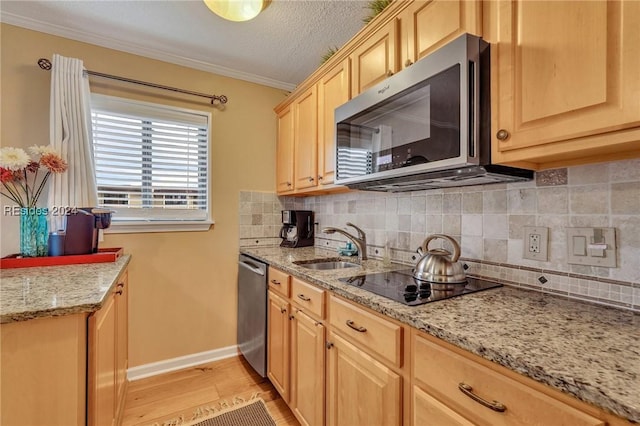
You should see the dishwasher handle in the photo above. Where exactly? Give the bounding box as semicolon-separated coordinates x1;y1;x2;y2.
238;260;266;276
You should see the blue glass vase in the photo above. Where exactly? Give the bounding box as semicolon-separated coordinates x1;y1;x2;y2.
20;207;49;257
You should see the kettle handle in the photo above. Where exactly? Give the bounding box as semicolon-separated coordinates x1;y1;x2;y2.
420;234;461;262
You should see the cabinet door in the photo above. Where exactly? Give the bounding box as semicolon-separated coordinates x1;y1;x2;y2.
291;309;326;426
401;0;482;69
294;86;319;190
267;290;290;402
413;385;474;426
115;273;128;420
351;19;399;96
327;332;401;426
276;106;295;193
491;0;640;166
317;58;350;186
413;333;605;426
88;294;116;426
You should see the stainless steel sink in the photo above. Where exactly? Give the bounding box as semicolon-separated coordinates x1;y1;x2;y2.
294;259;359;270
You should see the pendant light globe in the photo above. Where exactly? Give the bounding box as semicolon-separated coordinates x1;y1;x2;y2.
203;0;271;22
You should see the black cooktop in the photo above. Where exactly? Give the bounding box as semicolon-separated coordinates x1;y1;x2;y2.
338;269;502;306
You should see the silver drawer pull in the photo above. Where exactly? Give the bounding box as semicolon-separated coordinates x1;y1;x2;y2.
346;320;367;333
458;383;506;413
270;279;281;285
297;294;311;302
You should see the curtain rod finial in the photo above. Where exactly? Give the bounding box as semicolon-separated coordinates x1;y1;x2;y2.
38;58;52;70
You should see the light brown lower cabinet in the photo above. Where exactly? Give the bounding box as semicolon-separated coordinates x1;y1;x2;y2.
411;330;616;426
327;332;402;426
267;290;291;402
0;268;129;426
291;308;326;426
265;268;632;426
0;314;87;426
268;269;327;426
413;385;474;426
88;272;129;426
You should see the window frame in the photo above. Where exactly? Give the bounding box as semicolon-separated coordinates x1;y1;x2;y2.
90;94;214;234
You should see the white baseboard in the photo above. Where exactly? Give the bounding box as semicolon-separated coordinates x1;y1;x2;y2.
127;345;239;381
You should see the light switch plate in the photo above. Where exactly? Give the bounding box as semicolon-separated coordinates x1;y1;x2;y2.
523;226;549;261
566;227;616;267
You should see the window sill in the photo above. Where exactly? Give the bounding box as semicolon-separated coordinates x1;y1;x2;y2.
104;220;215;234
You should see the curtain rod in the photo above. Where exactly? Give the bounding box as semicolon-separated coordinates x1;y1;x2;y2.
37;58;228;105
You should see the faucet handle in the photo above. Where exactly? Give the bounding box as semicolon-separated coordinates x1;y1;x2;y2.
346;222;366;240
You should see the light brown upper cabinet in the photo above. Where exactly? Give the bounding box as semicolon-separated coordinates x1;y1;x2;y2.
400;0;482;70
351;18;399;96
487;0;640;170
294;86;319;190
317;58;351;186
276;106;294;194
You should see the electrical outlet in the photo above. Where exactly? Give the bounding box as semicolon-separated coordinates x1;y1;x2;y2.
529;233;540;253
523;226;549;261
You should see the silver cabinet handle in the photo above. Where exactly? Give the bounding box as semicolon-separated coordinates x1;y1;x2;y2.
458;383;506;412
496;129;510;141
297;294;311;302
346;320;367;333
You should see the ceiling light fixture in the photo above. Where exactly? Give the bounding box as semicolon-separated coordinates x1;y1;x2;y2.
203;0;271;22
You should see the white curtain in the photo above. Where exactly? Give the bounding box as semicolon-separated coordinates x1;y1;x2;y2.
48;54;98;229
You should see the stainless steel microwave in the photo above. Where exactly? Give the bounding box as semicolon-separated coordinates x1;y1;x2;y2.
334;33;532;192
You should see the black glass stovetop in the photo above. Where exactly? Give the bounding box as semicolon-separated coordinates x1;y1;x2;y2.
339;269;502;306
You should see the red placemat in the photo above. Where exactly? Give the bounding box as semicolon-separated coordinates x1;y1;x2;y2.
0;248;123;269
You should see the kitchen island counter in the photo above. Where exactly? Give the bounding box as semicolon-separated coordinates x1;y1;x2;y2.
0;254;131;324
241;245;639;423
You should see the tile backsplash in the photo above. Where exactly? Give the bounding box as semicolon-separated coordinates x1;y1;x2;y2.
240;158;640;312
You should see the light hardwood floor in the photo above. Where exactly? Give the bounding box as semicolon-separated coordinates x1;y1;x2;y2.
121;356;299;425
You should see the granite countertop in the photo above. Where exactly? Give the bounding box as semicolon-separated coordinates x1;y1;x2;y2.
0;255;131;324
241;246;640;423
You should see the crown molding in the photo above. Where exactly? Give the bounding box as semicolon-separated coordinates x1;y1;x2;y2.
0;11;297;92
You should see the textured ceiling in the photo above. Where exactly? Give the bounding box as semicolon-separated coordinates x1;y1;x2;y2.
0;0;371;90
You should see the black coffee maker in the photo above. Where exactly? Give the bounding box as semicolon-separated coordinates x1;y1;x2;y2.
280;210;314;248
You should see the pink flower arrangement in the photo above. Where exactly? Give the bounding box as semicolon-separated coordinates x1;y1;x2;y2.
0;146;68;208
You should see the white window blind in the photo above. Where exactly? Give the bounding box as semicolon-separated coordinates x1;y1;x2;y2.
90;94;211;225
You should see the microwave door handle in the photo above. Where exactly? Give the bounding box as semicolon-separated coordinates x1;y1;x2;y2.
468;59;476;159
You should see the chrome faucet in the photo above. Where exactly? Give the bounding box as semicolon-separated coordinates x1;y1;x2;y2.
322;222;368;261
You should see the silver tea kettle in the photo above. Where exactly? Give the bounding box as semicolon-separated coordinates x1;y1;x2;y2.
413;234;466;283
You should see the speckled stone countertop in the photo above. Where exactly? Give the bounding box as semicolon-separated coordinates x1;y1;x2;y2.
241;246;640;423
0;255;131;324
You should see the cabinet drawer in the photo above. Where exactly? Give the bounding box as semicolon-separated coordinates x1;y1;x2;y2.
291;277;326;319
268;267;290;297
329;295;402;367
413;333;604;426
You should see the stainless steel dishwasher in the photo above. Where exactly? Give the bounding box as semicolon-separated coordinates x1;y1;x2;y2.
237;254;268;377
